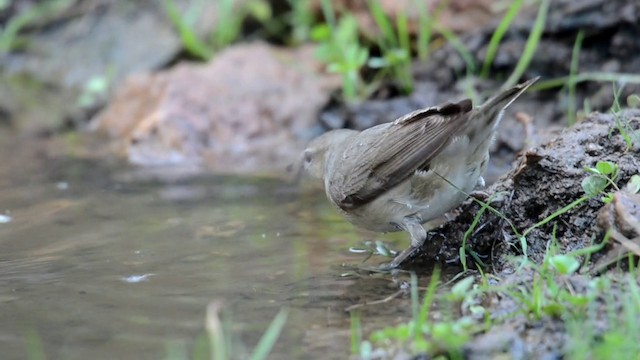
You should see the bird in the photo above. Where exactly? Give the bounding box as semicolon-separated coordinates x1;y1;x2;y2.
303;78;537;268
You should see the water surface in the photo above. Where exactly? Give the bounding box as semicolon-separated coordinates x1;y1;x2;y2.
0;134;421;359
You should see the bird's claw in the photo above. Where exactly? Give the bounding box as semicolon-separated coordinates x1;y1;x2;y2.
379;245;421;270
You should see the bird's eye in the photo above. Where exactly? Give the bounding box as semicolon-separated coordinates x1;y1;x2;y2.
303;150;313;163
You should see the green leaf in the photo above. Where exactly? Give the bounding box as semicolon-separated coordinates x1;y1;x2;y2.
601;193;615;204
327;62;345;73
451;277;475;300
310;24;331;41
355;48;369;66
564;294;590;307
549;254;580;275
596;161;617;176
542;303;565;317
625;174;640;194
246;0;272;22
582;176;608;196
248;309;288;360
627;94;640;108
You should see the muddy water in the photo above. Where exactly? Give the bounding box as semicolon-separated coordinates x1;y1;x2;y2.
0;134;421;360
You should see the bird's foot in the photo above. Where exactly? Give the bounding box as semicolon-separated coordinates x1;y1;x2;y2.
469;190;507;206
379;246;421;270
469;190;490;201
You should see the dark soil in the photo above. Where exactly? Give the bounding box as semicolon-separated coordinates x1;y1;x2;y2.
398;109;640;268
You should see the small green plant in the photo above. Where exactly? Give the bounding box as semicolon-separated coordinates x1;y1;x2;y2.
312;2;369;103
0;0;72;54
515;160;622;246
205;302;288;360
362;270;484;358
425;0;546;86
24;328;46;360
567;30;585;125
415;0;436;61
77;68;115;108
366;0;413;94
480;0;524;78
503;0;550;88
564;275;640;359
286;0;314;44
164;0;272;60
164;0;216;59
610;84;640;151
502;232;598;320
628;94;640;108
582;160;620;203
459;193;498;271
626;175;640;194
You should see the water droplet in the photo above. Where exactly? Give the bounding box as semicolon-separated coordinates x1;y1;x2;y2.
122;274;155;283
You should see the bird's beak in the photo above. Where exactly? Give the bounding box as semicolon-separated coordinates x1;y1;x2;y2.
285;152;306;186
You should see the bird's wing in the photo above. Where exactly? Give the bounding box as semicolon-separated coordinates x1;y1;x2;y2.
328;99;473;210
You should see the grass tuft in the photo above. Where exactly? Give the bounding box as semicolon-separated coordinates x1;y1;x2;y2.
480;0;524;78
567;30;585;125
503;0;549;88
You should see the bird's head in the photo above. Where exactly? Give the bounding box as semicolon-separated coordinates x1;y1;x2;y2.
302;129;354;181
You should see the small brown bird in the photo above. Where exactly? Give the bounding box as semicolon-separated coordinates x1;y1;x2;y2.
304;78;537;268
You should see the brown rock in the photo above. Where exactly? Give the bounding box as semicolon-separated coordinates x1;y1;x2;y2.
91;42;337;174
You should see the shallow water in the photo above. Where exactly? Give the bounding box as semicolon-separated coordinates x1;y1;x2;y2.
0;134;425;360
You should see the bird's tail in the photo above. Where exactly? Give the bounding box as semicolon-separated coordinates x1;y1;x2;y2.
478;77;539;119
468;77;538;138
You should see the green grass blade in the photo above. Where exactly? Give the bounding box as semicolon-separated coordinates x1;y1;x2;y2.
567;30;585;125
417;268;440;336
248;309;288;360
481;0;524;78
163;0;213;59
534;72;640;90
24;329;46;360
461;194;496;271
320;0;336;30
0;0;72;54
350;311;362;355
206;302;227;360
504;0;550;88
368;0;397;49
211;0;242;51
416;0;433;60
396;9;413;93
397;10;410;57
522;196;590;238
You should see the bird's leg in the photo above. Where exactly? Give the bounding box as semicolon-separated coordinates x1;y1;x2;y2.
382;216;426;269
468;176;490;200
403;215;427;248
